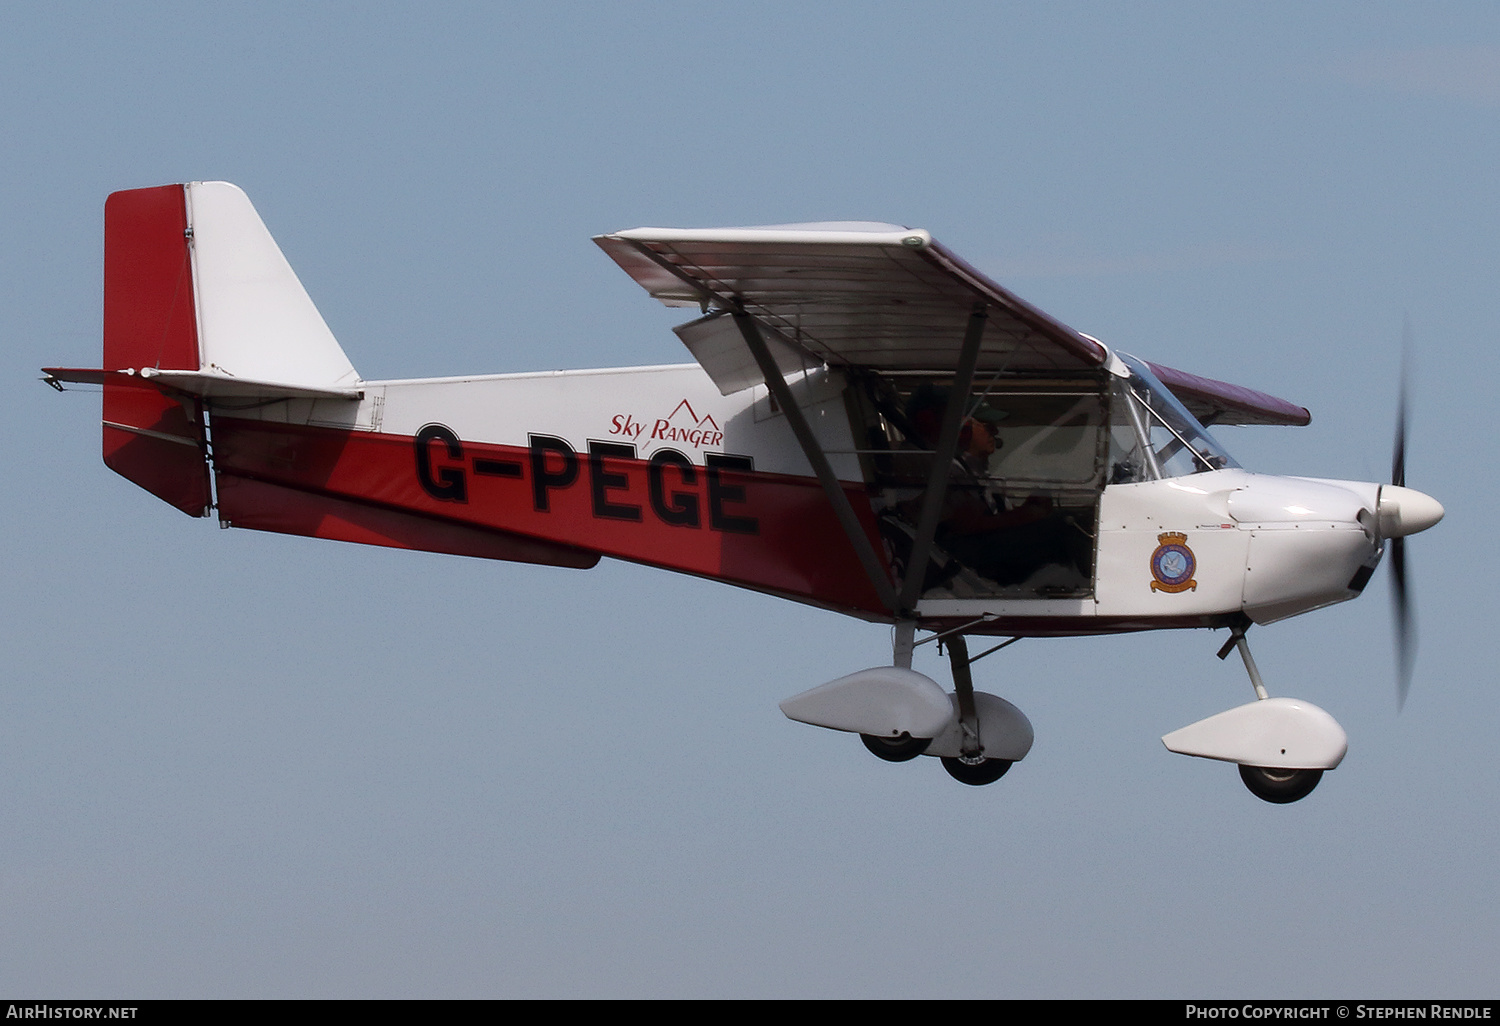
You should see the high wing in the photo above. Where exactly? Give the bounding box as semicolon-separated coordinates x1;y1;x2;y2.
595;222;1308;427
595;222;1105;386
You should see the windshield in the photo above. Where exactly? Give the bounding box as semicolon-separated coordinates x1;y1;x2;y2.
1109;355;1238;480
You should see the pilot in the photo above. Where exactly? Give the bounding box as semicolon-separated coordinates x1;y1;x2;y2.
900;388;1074;588
937;419;1071;587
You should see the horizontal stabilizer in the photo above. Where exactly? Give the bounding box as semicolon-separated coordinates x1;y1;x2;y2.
44;367;362;401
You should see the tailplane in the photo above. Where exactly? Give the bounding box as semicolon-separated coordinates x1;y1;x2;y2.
47;181;363;514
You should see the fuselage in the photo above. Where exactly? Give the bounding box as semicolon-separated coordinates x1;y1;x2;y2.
205;358;1428;638
70;181;1442;640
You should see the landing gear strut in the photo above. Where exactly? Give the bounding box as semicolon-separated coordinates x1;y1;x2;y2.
937;634;1015;786
1220;624;1325;804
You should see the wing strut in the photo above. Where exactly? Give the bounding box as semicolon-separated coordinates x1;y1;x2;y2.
731;301;989;620
731;306;900;614
896;304;987;612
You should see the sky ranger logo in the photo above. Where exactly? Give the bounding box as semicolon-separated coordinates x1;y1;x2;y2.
609;399;724;449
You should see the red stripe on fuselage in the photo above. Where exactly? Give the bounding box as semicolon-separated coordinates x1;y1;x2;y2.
210;418;892;617
214;473;601;569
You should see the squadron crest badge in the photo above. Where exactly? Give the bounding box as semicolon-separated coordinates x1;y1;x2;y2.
1149;532;1197;593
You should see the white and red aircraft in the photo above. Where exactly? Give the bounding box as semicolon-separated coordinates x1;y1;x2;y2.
46;182;1443;803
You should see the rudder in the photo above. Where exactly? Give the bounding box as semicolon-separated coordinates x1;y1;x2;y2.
102;184;211;516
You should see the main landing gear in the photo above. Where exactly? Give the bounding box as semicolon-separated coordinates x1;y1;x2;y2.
941;755;1012;786
779;623;1033;788
925;633;1022;786
1162;622;1348;804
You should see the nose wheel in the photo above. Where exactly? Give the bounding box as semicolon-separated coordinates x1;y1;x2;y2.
1239;764;1323;804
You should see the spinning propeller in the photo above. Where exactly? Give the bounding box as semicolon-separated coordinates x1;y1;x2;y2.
1390;357;1414;708
1377;326;1442;709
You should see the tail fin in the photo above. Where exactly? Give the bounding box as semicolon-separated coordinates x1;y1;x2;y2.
183;181;359;391
87;182;363;514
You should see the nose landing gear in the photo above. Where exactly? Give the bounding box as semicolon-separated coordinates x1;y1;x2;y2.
1162;622;1348;804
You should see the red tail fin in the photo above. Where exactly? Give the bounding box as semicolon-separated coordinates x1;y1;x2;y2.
101;185;212;516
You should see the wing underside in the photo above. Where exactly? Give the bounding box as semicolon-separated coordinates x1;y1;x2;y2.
595;223;1308;427
596;224;1107;385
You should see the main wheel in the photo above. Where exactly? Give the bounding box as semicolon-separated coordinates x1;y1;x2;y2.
860;732;931;763
941;756;1012;786
1239;764;1323;804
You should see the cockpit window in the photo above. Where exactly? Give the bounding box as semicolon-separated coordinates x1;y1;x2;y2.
1110;354;1239;480
850;373;1105;600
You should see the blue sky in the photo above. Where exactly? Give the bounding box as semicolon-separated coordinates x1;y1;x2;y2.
3;2;1497;997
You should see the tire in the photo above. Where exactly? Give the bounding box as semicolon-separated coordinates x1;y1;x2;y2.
941;756;1012;786
1239;764;1323;804
860;733;931;763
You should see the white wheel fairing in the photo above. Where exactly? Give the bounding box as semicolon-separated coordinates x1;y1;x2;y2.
1161;697;1347;770
779;667;953;740
924;692;1034;762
